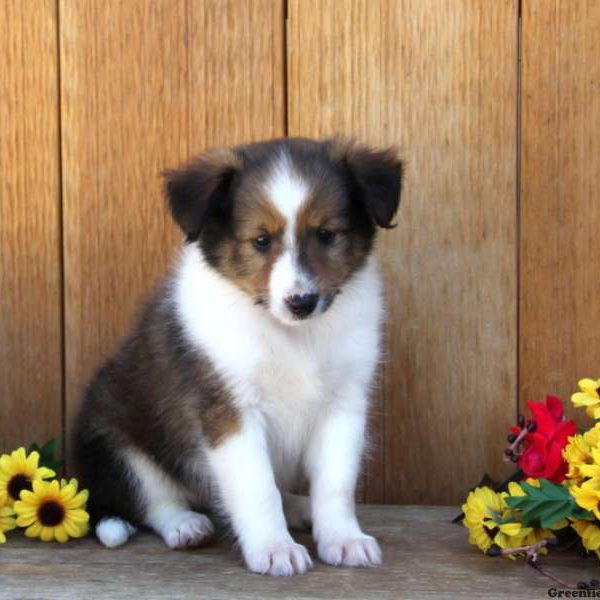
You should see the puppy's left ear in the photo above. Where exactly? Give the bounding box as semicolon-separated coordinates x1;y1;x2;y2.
163;149;241;242
328;138;403;228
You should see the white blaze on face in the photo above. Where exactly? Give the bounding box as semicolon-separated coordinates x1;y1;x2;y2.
266;154;314;325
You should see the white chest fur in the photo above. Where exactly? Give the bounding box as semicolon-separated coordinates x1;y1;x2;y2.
173;245;383;482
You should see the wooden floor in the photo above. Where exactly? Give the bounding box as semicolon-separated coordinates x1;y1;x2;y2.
1;506;597;599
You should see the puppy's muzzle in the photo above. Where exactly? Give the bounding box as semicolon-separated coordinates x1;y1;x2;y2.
285;293;319;319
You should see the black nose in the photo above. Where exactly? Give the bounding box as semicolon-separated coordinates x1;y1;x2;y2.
286;293;319;318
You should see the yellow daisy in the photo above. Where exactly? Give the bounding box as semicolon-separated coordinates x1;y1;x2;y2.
0;492;16;544
14;478;89;543
578;447;600;480
570;478;600;520
563;434;593;483
564;425;600;483
571;520;600;559
583;423;600;448
462;486;532;556
572;378;600;420
0;447;55;506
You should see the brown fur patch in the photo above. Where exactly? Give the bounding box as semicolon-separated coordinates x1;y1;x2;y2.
201;395;241;448
294;188;373;293
215;181;287;302
73;285;243;523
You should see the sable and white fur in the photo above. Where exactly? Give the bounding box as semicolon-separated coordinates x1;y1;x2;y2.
74;137;402;576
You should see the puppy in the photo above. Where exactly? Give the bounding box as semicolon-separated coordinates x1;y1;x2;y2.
73;137;402;576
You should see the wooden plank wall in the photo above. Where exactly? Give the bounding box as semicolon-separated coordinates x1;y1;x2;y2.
0;0;62;449
59;0;285;440
2;0;600;505
520;0;600;425
288;0;518;503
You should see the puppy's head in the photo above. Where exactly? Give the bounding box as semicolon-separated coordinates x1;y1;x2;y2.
165;138;402;326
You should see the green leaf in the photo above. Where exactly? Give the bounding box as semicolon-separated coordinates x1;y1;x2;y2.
539;504;573;529
41;438;57;459
26;442;41;455
488;509;518;526
505;479;588;529
571;505;595;521
26;437;63;475
538;479;571;501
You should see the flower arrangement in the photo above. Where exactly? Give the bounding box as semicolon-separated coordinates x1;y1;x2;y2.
0;439;89;544
460;378;600;590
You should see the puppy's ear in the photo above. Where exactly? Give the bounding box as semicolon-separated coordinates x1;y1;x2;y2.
164;149;241;242
328;138;403;228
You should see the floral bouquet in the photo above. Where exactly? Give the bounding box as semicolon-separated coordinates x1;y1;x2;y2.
0;439;89;544
461;378;600;589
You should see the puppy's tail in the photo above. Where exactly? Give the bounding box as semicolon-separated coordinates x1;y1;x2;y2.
95;516;137;548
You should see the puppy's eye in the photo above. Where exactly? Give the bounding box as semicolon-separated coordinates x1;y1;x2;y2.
253;234;272;251
316;228;335;245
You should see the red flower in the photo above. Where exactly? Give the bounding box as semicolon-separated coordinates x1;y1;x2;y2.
510;396;576;483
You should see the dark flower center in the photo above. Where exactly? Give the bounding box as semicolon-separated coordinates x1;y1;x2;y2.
7;474;32;501
38;501;65;526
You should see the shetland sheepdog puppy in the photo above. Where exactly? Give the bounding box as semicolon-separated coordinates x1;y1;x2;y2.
74;137;402;576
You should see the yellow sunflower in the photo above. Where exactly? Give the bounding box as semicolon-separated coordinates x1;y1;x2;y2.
572;378;600;419
14;478;89;542
0;447;55;506
0;492;16;544
571;520;600;559
462;486;534;557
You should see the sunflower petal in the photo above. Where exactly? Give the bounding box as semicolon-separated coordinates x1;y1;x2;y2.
54;526;68;543
47;480;60;497
15;513;37;527
36;467;56;481
25;452;39;472
0;454;15;476
66;490;89;509
14;448;27;469
59;483;77;503
17;490;36;504
40;526;54;542
25;521;42;538
66;508;90;524
32;480;47;495
63;518;83;538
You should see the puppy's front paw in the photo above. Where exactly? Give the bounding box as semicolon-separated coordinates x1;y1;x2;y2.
317;534;382;567
244;539;313;576
162;511;214;549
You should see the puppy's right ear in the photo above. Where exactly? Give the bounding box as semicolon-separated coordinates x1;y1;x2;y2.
164;149;241;242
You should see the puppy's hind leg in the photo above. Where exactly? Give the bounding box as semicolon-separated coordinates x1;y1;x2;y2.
125;449;214;549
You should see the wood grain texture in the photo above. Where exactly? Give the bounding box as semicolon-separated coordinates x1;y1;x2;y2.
0;1;62;449
520;1;600;424
0;505;592;599
60;0;284;446
288;0;518;504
